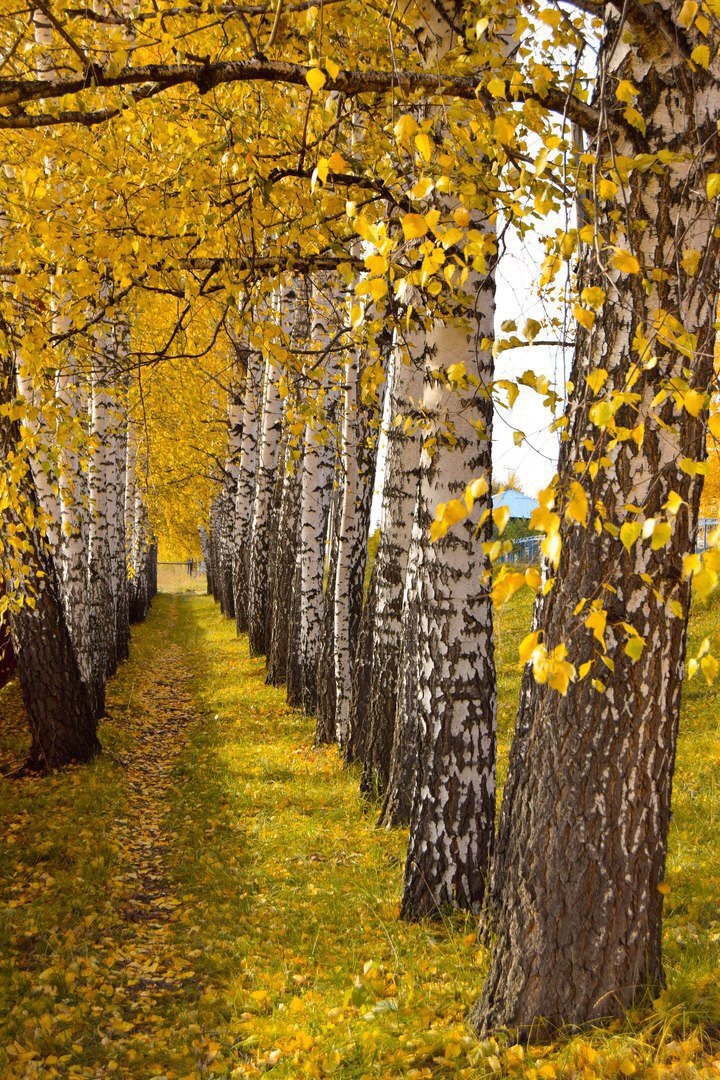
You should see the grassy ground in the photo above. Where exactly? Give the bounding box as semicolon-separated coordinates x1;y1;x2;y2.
0;584;719;1077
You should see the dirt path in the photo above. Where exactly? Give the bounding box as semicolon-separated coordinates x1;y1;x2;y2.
106;596;203;1011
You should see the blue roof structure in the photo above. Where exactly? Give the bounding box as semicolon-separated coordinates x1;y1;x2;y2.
492;489;540;519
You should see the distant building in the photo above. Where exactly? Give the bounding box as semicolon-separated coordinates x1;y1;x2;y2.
492;489;540;519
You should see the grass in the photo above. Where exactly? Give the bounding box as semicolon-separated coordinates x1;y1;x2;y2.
0;583;719;1077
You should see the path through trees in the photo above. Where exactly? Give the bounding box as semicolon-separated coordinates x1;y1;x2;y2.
1;586;719;1076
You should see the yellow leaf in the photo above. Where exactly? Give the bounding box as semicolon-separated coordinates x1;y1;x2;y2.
464;476;489;508
681;248;701;275
582;287;606;310
542;531;562;568
664;491;684;515
586;367;608;394
610;248;641;274
325;57;340;80
350;303;363;328
693;566;717;598
589;400;613;427
651;521;672;550
368;278;387;303
624;636;645;661
585;608;607;646
493;504;511;535
620;520;642;552
691;43;710;67
519;630;541;665
327;151;347;172
305;68;326;92
394;114;418;142
414;132;433;162
615;79;639;102
683;388;705;416
364;253;387;274
487;77;506;99
678;0;698;25
573;304;595;330
539;253;562;285
707;173;720;199
566;481;588;525
624;106;647;134
538;1065;557;1080
430;498;467;543
597;178;619;200
525;567;541;590
401;214;429;241
701;654;719;683
410;177;434;200
494;114;516;144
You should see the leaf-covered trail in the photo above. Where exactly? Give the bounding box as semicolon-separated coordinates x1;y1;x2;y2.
1;588;720;1078
108;601;204;1007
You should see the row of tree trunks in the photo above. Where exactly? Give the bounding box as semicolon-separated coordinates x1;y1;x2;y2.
204;262;500;925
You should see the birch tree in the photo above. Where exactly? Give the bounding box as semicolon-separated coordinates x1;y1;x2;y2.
474;0;720;1033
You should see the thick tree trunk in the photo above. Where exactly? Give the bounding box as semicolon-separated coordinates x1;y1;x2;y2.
359;351;424;798
88;321;120;684
1;354;99;770
292;286;339;713
378;502;422;827
474;8;720;1032
58;363;98;704
399;316;496;921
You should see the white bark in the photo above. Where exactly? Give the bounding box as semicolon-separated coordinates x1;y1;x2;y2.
247;349;284;656
362;348;424;799
233;344;262;633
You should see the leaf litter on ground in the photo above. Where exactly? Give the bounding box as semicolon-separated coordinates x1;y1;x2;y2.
0;587;719;1077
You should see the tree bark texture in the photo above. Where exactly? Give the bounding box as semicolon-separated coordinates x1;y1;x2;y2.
1;353;99;770
399;302;497;922
334;353;383;754
247;353;283;656
233;346;262;634
474;8;720;1032
359;351;424;798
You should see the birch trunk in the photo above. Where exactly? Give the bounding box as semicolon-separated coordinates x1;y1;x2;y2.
267;281;310;682
266;444;303;684
314;481;341;745
359;351;424;798
474;6;720;1031
217;371;245;619
1;353;99;770
399;312;496;920
296;416;336;713
334;355;383;753
247;354;284;656
233;346;262;634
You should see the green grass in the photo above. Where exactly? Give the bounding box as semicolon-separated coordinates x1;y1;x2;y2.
0;584;719;1077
